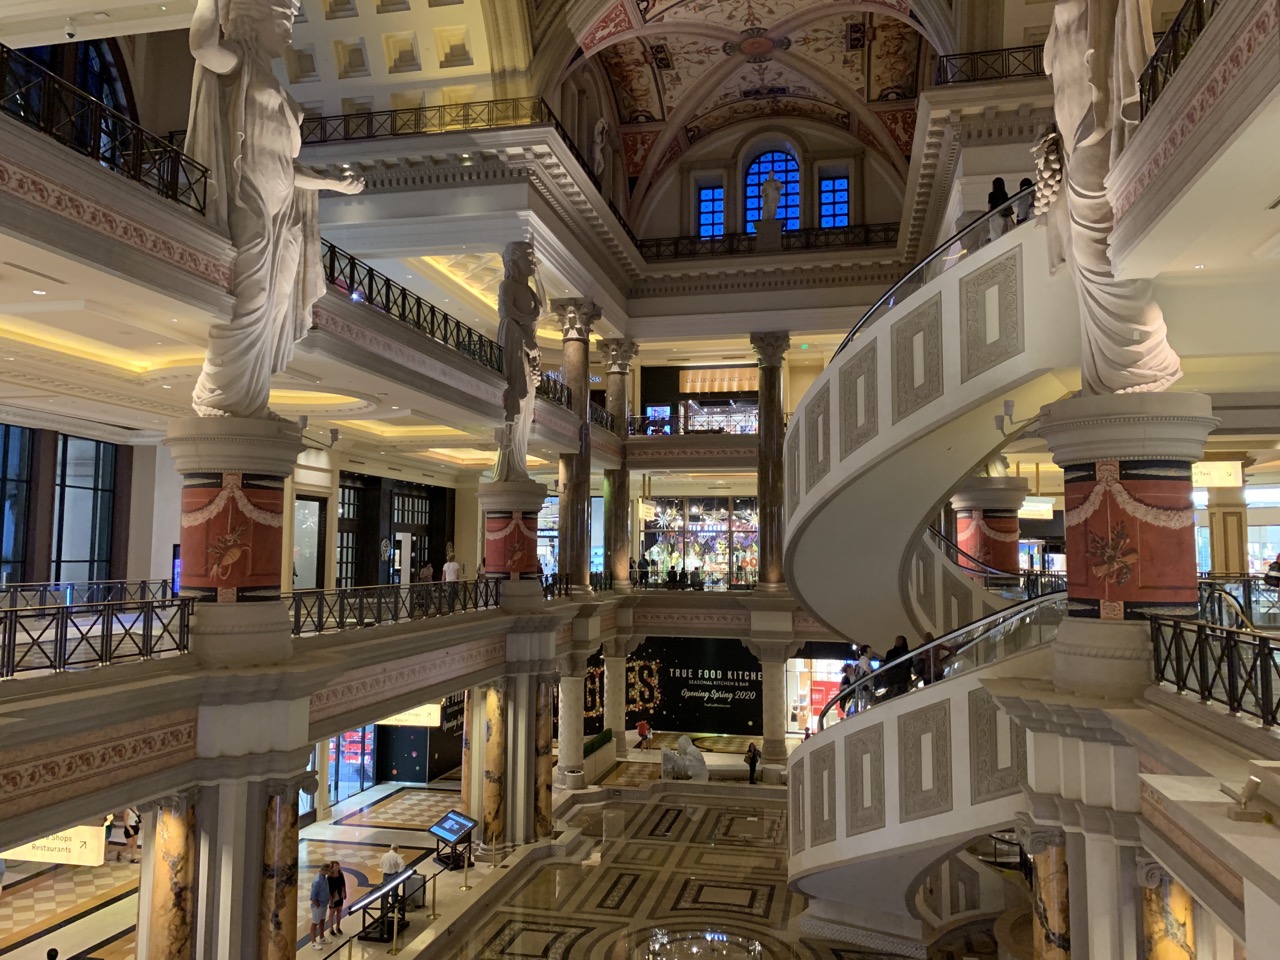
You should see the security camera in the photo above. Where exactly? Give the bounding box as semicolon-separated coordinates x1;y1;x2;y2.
64;19;78;39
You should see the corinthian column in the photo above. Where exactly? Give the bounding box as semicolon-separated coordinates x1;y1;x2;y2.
260;771;318;960
601;338;638;592
751;332;790;593
553;299;600;595
137;788;200;960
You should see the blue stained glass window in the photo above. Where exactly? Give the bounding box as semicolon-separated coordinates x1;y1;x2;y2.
819;176;850;228
698;185;725;238
744;151;800;232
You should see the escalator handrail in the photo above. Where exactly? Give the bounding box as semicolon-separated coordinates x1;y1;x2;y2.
835;184;1037;357
1199;582;1258;632
815;590;1065;731
926;525;1020;578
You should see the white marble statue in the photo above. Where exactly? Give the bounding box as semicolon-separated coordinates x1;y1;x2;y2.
660;736;709;781
592;117;610;179
760;175;782;221
492;241;544;482
186;0;365;419
1042;0;1181;394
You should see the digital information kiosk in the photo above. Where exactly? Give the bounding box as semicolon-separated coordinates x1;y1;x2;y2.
429;809;477;871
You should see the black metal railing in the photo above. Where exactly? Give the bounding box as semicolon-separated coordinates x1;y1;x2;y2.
969;831;1033;884
0;578;173;609
0;43;208;212
536;374;572;408
836;185;1035;357
0;596;192;679
542;573;571;599
628;410;760;436
1197;575;1280;629
1140;0;1225;117
635;222;899;261
301;97;549;143
289;579;501;635
590;571;612;592
1152;616;1279;727
934;45;1045;85
589;402;615;432
320;240;504;371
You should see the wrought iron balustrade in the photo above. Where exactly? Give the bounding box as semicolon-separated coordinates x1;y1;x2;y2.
1152;616;1280;727
934;45;1045;85
0;578;173;609
1140;0;1225;117
300;97;551;143
320;240;504;371
589;402;615;431
537;373;572;408
635;222;898;261
627;410;761;436
590;571;612;592
0;43;208;212
0;596;192;679
289;579;501;635
542;573;571;599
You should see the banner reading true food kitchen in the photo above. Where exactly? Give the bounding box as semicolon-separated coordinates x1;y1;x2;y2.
626;637;764;736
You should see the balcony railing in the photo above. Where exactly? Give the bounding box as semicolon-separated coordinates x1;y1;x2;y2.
536;373;572;408
635;222;899;261
589;402;615;432
0;43;208;213
0;596;192;679
934;45;1045;85
0;578;173;609
1140;0;1225;117
627;410;761;436
289;579;501;635
1153;616;1279;727
321;240;504;371
1197;575;1280;629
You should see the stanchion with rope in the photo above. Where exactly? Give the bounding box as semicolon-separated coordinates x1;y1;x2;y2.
389;907;402;955
459;854;472;892
428;870;440;921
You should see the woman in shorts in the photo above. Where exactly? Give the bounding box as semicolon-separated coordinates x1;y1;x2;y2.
327;860;348;937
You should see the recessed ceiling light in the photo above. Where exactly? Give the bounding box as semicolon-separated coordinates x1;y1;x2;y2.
162;384;172;389
342;163;350;169
169;317;178;322
391;405;400;409
1194;263;1206;270
32;289;46;296
3;357;12;361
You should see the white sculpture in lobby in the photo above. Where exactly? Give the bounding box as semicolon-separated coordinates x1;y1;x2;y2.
185;0;365;419
1040;0;1182;395
492;240;544;483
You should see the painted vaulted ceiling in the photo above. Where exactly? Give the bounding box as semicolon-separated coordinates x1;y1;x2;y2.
536;0;946;200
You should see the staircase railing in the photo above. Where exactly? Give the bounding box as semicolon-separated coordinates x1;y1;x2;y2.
1139;0;1226;117
926;526;1066;600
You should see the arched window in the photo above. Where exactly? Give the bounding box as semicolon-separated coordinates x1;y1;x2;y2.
744;150;800;233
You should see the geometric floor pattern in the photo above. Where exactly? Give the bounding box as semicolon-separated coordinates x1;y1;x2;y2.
0;856;139;955
433;790;906;960
332;786;461;831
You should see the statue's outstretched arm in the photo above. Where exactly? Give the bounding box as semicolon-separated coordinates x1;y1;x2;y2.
294;167;366;195
190;0;239;75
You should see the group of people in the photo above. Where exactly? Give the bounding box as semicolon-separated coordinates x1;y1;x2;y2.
308;860;350;950
986;176;1036;242
834;633;953;718
629;557;707;590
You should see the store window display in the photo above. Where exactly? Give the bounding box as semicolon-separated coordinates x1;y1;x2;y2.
640;497;759;588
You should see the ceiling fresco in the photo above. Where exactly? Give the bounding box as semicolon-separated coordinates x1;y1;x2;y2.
563;0;933;194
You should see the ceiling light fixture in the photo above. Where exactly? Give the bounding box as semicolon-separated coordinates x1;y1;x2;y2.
169;317;178;322
32;289;46;296
162;384;172;389
1194;263;1206;270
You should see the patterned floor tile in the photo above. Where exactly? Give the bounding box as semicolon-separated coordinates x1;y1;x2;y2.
331;786;461;830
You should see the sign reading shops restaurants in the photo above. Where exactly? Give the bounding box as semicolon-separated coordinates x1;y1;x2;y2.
625;636;764;736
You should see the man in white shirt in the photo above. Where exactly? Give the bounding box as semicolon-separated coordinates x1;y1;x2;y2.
379;844;404;881
442;554;461;611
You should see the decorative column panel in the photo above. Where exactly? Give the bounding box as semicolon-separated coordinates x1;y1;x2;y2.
164;419;303;668
951;476;1030;574
557;652;589;778
477;480;548;613
139;789;200;960
534;676;555;837
1037;394;1216;698
1138;857;1196;960
1017;817;1070;960
604;653;629;760
260;772;317;960
554;299;599;595
751;332;790;592
601;338;638;592
1206;478;1248;575
482;679;508;850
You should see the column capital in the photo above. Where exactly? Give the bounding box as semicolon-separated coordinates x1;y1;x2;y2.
950;475;1030;513
1037;392;1217;466
750;331;791;368
1014;812;1065;853
599;338;638;375
1136;853;1170;888
264;770;319;798
138;786;202;815
551;298;601;342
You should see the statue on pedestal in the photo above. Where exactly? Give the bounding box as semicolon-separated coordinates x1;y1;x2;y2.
493;241;544;482
1040;0;1181;394
186;0;365;419
760;175;782;221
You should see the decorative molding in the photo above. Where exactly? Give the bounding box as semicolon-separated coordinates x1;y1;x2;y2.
838;340;878;461
630;609;752;631
1014;812;1065;853
844;723;886;837
265;769;320;798
809;742;837;846
1136;853;1171;889
939;566;974;633
890;294;943;424
899;700;952;822
969;688;1027;805
804;381;831;493
1140;780;1244;906
750;331;791;368
796;915;926;960
599;338;638;374
786;427;801;516
960;246;1024;383
790;756;806;855
550;297;600;341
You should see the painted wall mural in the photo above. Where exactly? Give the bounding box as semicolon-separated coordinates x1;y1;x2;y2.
483;508;540;580
179;472;284;602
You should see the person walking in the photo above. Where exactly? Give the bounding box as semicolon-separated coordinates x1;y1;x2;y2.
119;807;141;863
636;719;652;750
837;662;857;718
1014;177;1035;222
744;742;761;784
638;555;650;588
987;177;1015;242
309;864;331;950
379;844;405;880
327;860;347;938
442;553;460;611
884;636;914;698
629;557;638;586
418;561;434;583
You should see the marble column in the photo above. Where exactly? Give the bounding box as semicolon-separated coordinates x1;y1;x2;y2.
313;742;331;821
460;688;473;815
951;476;1030;574
482;680;508;850
1139;857;1196;960
259;772;316;960
139;789;199;960
1037;393;1216;699
558;653;588;778
604;653;629;759
164;419;303;668
751;332;790;592
534;676;555;837
1017;818;1070;960
1206;477;1248;575
554;298;599;595
601;338;638;592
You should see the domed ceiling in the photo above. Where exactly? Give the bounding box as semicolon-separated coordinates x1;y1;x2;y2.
546;0;945;200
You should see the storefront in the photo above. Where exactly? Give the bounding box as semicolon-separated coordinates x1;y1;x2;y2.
326;724;377;806
624;636;763;736
536;495;606;574
640;497;758;588
334;472;454;587
784;642;873;734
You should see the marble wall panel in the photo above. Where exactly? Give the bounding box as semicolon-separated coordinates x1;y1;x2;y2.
790;756;805;854
804;381;832;492
843;723;885;836
891;294;943;424
899;701;952;822
959;247;1024;383
838;340;878;461
786;427;801;516
808;742;837;846
940;567;974;633
969;688;1027;804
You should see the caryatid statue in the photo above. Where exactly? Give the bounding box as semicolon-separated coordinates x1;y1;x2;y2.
492;241;544;482
186;0;365;419
760;175;782;221
1039;0;1181;394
